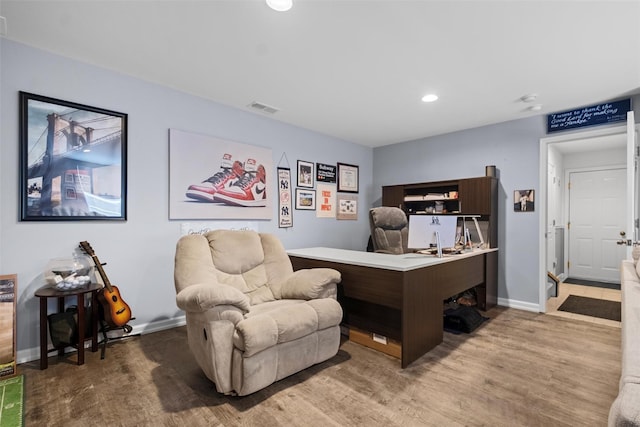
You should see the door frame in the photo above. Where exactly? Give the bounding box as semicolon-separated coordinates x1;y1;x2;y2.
538;124;636;312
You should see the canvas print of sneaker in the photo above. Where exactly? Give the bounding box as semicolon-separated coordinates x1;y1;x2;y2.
214;159;267;207
185;156;244;202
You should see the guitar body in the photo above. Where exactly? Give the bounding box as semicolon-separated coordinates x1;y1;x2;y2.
79;241;133;328
97;285;132;327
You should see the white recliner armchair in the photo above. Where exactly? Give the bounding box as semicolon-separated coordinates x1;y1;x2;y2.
174;229;343;396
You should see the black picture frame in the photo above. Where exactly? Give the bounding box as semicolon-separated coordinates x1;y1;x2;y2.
337;162;359;193
20;92;127;221
514;189;534;212
316;162;337;183
297;160;314;188
295;188;316;210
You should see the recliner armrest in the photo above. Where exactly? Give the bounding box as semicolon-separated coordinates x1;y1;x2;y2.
176;282;250;313
279;268;341;300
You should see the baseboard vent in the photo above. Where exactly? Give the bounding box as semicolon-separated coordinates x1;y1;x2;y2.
248;101;279;114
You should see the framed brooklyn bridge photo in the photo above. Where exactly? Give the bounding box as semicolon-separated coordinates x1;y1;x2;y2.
20;92;127;221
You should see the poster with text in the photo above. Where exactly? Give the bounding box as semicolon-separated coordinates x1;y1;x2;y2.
316;183;336;218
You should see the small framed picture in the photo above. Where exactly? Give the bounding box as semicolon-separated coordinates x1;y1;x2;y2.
337;194;358;220
295;188;316;210
337;162;359;193
316;163;337;183
297;160;314;188
514;189;534;212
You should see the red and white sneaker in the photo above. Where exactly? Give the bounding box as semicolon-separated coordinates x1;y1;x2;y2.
214;158;267;207
185;154;244;202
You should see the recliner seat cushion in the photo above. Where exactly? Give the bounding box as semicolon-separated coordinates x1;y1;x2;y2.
233;299;342;357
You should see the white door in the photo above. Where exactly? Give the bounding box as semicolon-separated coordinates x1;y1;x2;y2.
568;168;626;282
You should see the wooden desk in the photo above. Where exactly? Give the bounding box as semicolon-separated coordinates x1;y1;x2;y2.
34;283;101;369
288;248;498;368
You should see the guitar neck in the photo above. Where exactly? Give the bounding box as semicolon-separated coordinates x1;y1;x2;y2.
90;254;114;293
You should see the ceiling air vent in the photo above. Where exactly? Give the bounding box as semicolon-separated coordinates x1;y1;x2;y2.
248;101;280;115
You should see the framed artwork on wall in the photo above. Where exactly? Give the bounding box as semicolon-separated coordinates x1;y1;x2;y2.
316;183;336;218
316;163;336;183
337;194;358;220
169;129;273;220
278;168;293;228
297;160;314;188
514;189;534;212
337;162;359;193
295;188;316;210
19;92;127;221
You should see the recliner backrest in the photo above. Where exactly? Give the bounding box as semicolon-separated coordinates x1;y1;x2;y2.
369;207;409;254
175;229;296;305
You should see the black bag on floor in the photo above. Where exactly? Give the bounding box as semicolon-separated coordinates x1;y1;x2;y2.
48;306;78;347
443;306;486;333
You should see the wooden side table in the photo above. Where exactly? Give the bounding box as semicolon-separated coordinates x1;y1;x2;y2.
34;282;102;369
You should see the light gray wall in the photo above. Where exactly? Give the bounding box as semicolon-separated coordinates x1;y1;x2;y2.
0;39;373;361
563;147;626;170
374;116;550;310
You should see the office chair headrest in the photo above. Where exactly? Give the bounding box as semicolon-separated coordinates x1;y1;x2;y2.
370;207;407;230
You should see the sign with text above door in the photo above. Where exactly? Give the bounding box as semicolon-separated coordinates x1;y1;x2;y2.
547;98;631;133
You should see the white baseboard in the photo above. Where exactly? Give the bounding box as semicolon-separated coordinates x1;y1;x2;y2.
497;297;541;313
17;315;187;364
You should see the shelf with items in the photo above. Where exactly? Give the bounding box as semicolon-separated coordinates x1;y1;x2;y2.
382;176;497;248
403;198;461;215
381;175;498;312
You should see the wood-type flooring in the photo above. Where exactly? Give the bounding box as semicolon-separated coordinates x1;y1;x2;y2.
20;306;620;426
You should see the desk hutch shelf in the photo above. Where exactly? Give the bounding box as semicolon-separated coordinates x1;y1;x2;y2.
382;176;498;249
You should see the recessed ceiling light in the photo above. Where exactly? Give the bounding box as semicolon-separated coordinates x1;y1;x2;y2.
266;0;293;11
520;94;538;103
528;104;543;112
422;94;438;103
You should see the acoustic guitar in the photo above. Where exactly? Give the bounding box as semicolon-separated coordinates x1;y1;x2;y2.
79;241;132;328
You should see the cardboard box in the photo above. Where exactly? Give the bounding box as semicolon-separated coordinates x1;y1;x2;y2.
348;326;401;359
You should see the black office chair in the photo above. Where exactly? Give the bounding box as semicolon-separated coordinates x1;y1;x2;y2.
368;207;409;254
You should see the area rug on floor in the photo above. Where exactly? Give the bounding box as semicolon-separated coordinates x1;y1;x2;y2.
0;375;24;427
558;295;621;321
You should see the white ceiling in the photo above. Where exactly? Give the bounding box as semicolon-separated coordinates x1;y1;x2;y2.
1;0;639;148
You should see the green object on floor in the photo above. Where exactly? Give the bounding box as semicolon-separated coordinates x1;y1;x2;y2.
0;375;24;427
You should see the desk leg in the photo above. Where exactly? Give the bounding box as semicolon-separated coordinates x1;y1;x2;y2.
39;297;48;370
76;294;85;365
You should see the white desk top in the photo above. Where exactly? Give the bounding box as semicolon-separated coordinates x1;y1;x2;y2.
287;247;497;272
